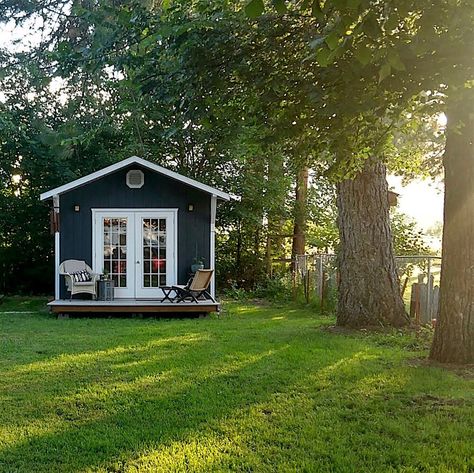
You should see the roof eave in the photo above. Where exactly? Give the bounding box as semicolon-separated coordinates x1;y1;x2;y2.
40;156;231;201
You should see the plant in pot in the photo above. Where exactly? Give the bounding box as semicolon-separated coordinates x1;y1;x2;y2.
191;257;204;273
191;242;205;272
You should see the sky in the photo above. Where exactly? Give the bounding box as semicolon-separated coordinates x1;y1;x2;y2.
387;175;443;231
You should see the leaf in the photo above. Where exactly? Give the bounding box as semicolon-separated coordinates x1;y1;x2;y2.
245;0;265;18
272;0;287;14
388;51;406;71
384;13;399;32
378;63;392;82
354;43;371;65
315;46;332;67
363;13;382;40
325;31;340;50
117;8;132;26
311;0;324;20
346;0;361;10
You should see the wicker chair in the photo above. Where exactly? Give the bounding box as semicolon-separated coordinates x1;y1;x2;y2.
172;269;215;303
59;260;99;300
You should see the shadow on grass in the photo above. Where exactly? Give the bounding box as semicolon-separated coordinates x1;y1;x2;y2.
2;305;470;472
0;310;360;472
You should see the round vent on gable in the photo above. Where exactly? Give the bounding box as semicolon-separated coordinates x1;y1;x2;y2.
126;169;144;189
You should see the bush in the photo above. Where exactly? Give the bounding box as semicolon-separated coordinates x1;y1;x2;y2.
222;274;292;302
253;275;293;301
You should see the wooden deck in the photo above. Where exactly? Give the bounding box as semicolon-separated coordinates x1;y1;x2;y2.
48;299;219;314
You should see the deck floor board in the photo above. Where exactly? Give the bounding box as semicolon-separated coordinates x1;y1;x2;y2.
48;299;219;314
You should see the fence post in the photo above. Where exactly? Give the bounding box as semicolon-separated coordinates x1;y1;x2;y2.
305;269;310;304
292;263;297;301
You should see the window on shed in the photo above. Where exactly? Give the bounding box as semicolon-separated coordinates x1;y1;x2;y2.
126;170;144;188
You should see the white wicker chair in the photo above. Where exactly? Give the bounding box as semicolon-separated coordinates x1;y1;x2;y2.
59;260;99;300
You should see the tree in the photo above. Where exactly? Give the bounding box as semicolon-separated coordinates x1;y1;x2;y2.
291;166;309;260
244;1;414;327
336;160;408;327
254;0;473;360
430;88;474;363
0;0;313;291
390;211;430;257
309;0;473;360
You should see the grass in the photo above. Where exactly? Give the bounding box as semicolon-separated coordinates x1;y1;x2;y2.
0;298;473;473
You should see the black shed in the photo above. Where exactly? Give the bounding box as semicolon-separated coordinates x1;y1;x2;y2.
40;156;230;310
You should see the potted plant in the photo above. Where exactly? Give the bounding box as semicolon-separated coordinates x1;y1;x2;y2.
191;256;204;273
191;242;205;272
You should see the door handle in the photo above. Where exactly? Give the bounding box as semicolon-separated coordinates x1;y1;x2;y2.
136;260;140;264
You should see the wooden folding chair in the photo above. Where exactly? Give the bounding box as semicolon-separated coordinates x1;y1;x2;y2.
172;269;215;303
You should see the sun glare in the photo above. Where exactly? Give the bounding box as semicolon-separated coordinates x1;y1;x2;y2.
437;113;447;127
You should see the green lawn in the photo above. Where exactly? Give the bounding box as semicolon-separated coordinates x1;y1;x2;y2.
0;299;473;473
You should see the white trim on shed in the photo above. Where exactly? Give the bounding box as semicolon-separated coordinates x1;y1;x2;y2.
40;156;231;201
210;194;217;298
53;194;60;300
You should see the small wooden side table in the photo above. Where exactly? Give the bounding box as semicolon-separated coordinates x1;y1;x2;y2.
97;279;115;301
161;286;177;303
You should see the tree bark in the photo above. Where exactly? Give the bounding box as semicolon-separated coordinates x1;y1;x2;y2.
291;167;309;269
336;160;408;328
430;88;474;364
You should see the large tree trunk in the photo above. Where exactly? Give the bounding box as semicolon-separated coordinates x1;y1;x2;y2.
291;167;309;268
430;88;474;364
336;160;408;327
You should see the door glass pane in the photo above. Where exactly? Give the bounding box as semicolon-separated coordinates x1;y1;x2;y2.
142;216;167;288
103;217;127;288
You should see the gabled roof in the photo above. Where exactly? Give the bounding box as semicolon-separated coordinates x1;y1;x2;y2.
40;156;231;201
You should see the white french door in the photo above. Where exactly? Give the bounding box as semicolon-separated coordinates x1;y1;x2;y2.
134;211;176;298
93;209;177;298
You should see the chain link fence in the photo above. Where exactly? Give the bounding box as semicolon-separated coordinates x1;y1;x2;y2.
293;254;441;324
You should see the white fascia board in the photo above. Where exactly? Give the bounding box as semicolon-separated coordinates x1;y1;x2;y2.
40;156;231;201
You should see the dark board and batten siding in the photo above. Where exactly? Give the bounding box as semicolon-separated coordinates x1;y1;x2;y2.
59;164;211;299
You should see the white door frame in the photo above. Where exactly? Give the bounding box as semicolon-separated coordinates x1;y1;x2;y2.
92;208;178;299
134;210;177;298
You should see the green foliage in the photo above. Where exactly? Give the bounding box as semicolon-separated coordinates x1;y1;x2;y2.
391;211;431;256
222;283;251;301
306;179;338;252
245;0;264;18
223;275;292;302
253;274;293;301
0;59;135;293
0;0;450;295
